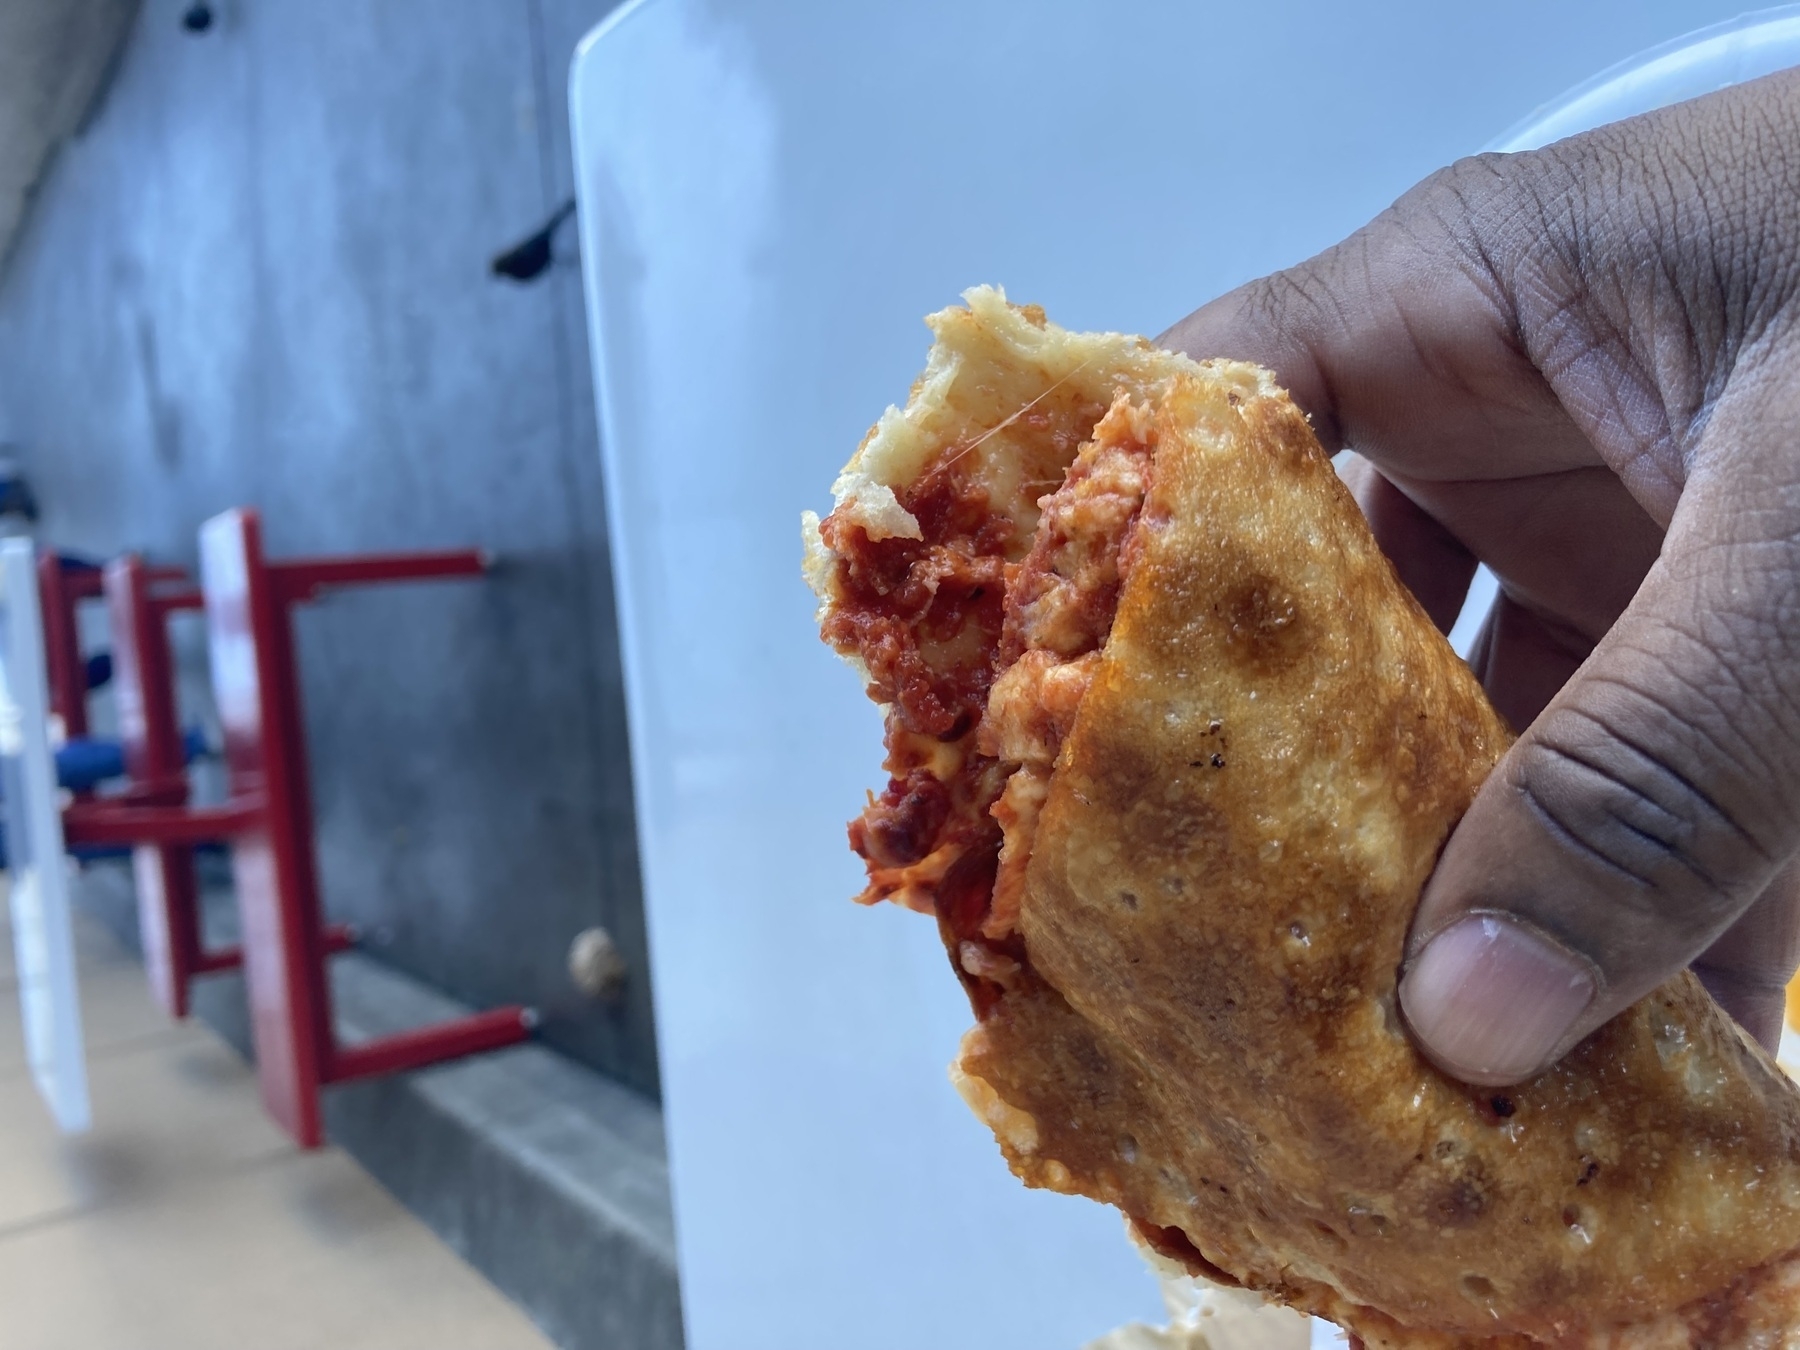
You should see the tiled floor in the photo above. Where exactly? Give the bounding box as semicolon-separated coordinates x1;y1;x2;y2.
0;901;554;1350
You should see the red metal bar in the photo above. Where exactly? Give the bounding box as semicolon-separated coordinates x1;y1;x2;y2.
203;509;335;1147
62;800;261;847
39;552;189;762
106;778;189;808
107;557;189;793
105;553;233;1019
130;847;212;1014
65;569;105;600
191;947;243;976
270;550;488;605
326;1006;532;1084
181;926;347;980
151;587;205;612
199;508;524;1149
38;555;94;737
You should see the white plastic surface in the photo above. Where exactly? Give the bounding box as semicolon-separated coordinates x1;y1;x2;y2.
1496;3;1800;152
0;539;89;1133
570;4;1786;1347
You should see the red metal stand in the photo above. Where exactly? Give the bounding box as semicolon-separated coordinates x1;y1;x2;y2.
56;554;339;1018
195;508;529;1148
38;554;100;739
101;556;239;1017
38;552;185;742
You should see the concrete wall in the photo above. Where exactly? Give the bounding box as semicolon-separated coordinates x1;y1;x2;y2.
0;0;140;271
0;0;658;1097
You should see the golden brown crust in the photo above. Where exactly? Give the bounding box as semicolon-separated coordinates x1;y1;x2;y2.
810;291;1800;1348
969;354;1800;1345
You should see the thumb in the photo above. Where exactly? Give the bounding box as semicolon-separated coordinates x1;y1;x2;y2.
1398;386;1800;1086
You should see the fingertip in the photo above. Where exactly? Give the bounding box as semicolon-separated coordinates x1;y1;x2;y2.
1399;913;1598;1086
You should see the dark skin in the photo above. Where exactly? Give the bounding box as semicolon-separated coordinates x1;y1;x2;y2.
1163;67;1800;1086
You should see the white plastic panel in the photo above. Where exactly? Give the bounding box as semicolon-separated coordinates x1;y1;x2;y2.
570;5;1776;1347
0;539;89;1133
1493;4;1800;151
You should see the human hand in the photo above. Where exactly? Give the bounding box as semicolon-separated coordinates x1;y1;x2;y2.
1162;68;1800;1086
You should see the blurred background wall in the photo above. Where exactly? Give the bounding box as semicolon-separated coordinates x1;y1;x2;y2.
0;0;140;272
0;0;654;1096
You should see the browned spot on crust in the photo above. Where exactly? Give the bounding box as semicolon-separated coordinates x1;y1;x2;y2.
1433;1175;1489;1229
1220;574;1306;672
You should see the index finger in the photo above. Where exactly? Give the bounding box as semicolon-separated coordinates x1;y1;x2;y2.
1158;155;1592;488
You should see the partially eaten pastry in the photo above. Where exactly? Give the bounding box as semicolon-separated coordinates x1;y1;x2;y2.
803;288;1800;1348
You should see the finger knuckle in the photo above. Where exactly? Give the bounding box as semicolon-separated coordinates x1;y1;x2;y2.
1407;154;1545;276
1637;590;1800;792
1243;267;1333;338
1511;697;1772;936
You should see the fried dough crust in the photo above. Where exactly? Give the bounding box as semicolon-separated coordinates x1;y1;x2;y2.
808;289;1800;1348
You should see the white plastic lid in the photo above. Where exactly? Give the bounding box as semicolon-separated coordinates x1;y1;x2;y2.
1451;5;1800;654
1494;4;1800;152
